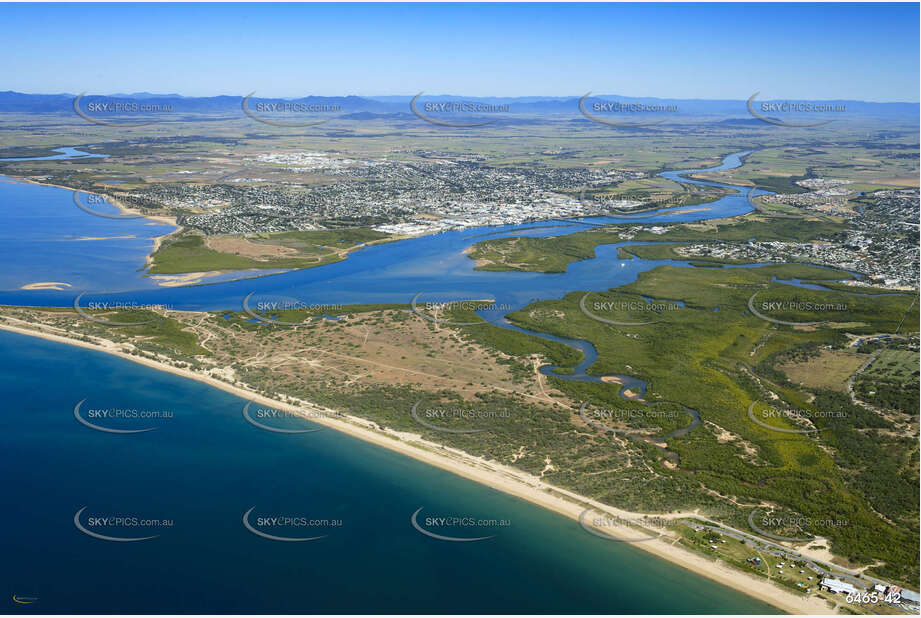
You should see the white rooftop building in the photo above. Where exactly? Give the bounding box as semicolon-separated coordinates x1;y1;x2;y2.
820;578;858;595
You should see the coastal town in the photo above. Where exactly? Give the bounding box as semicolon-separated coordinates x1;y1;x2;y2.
94;155;920;291
113;152;647;235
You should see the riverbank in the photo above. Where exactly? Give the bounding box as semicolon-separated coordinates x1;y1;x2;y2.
0;316;836;615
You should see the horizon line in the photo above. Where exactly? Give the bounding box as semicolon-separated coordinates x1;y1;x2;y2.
3;90;920;105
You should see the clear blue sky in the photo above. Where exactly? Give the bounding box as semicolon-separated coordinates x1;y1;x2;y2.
2;3;918;101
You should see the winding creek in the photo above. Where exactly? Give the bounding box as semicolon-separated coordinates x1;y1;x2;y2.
487;152;755;456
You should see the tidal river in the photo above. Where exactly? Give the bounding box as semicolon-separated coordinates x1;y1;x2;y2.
0;151;780;613
0;150;761;310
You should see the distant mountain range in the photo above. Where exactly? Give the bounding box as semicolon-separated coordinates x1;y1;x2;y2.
0;91;916;119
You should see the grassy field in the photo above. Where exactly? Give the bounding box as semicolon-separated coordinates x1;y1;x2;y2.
855;348;921;415
677;524;822;594
863;349;919;381
778;349;866;392
147;229;391;274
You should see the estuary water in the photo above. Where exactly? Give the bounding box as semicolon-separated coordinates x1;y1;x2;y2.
0;150;760;313
0;150;782;613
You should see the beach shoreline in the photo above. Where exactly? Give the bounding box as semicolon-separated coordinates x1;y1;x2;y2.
0;318;836;615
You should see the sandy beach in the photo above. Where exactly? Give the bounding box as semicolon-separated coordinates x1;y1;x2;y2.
147;271;235;287
19;281;72;291
0;317;837;614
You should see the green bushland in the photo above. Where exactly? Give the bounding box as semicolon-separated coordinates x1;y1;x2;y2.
441;303;584;372
296;383;615;480
470;230;620;273
468;215;847;273
465;263;918;585
81;309;208;358
619;243;754;265
798;280;910;294
216;303;409;331
630;217;846;243
756;343;918;532
745;175;810;194
747;286;896;326
749;195;805;217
